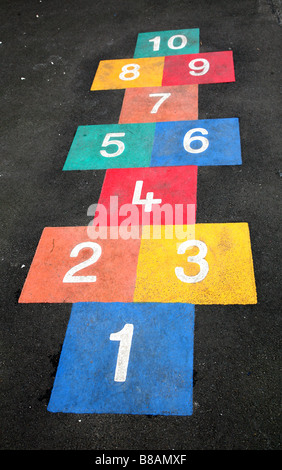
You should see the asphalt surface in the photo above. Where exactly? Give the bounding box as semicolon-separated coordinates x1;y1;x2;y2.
1;0;281;452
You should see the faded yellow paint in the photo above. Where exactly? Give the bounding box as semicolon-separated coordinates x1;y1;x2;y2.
133;223;257;304
91;57;165;90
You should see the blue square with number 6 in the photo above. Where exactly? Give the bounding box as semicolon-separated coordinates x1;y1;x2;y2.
150;118;242;167
47;302;195;415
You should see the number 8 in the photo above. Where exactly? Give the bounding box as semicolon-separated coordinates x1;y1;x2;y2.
119;63;140;81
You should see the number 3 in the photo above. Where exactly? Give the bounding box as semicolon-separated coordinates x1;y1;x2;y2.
175;240;209;283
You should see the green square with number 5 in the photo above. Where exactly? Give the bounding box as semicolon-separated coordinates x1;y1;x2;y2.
133;29;199;58
63;123;156;170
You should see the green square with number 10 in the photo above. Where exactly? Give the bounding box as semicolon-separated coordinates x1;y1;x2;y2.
133;28;200;58
63;123;156;170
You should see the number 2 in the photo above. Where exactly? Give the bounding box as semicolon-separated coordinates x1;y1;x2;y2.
63;242;102;283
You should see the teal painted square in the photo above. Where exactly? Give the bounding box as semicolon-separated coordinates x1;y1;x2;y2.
133;29;199;58
47;302;195;415
63;123;155;170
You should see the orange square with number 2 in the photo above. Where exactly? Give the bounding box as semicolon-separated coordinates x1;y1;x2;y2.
119;85;198;124
19;226;141;303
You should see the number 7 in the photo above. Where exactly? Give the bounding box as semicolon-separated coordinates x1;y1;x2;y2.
149;93;171;114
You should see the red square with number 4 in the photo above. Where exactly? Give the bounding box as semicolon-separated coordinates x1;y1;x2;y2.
93;166;197;227
162;51;235;86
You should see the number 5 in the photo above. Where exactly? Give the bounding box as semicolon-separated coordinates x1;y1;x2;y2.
100;133;125;158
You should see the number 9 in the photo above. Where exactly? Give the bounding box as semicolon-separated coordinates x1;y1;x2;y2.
188;58;210;76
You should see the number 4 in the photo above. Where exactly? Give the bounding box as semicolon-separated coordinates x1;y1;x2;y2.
132;180;162;212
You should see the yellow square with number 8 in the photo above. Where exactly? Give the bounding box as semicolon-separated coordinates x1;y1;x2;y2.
91;57;165;90
133;223;257;305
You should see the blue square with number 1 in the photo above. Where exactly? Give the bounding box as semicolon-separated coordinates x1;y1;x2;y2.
47;302;195;416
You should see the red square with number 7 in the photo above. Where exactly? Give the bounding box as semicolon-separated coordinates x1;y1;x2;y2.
162;51;235;86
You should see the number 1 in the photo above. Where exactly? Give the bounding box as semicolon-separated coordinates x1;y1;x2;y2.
110;324;134;382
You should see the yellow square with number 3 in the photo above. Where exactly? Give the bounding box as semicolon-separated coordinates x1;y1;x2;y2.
91;57;165;90
133;223;257;304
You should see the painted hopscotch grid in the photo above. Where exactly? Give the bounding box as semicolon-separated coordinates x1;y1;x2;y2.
18;28;257;416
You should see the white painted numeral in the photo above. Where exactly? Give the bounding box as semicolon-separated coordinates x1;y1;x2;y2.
188;58;210;76
100;133;125;158
167;34;188;49
175;240;209;283
132;180;162;212
119;63;140;81
149;36;161;51
110;324;134;382
183;128;209;154
63;242;102;283
149;34;188;51
149;92;171;113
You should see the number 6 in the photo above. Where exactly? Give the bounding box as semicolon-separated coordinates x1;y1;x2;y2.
183;128;209;154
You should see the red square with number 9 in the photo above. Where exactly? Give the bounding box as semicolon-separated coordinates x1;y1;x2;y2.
162;51;235;86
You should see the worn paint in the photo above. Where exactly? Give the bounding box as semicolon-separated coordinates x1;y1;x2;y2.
133;223;257;304
133;28;199;58
119;84;198;124
95;166;198;226
18;226;141;303
47;302;195;415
